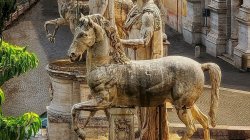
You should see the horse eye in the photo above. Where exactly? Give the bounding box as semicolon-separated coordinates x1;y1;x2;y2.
77;32;86;38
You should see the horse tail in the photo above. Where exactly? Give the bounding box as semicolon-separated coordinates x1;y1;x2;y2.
201;63;221;127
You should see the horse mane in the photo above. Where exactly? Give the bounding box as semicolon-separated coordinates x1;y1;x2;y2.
88;14;131;65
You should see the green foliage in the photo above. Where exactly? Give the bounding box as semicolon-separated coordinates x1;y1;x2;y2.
0;112;42;140
0;1;41;139
0;88;4;105
0;0;17;33
0;88;4;113
0;41;40;139
0;41;39;86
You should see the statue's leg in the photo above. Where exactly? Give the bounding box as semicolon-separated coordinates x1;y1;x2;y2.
191;104;210;140
176;108;196;140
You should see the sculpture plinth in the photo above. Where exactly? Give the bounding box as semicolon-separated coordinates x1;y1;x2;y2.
46;59;86;140
109;108;136;140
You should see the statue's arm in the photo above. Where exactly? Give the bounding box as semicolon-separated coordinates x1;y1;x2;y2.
120;12;154;49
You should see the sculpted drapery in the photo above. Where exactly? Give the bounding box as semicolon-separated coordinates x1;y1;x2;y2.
121;0;168;139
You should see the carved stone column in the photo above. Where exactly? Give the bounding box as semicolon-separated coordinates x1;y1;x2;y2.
234;0;250;69
206;0;227;57
46;59;86;140
109;108;136;140
183;0;202;44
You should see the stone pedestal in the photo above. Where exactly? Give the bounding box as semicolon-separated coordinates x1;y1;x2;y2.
206;0;227;57
227;0;241;57
183;0;202;44
46;59;87;140
234;0;250;69
109;108;136;140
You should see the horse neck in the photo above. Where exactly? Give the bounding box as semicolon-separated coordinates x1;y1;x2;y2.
86;34;111;72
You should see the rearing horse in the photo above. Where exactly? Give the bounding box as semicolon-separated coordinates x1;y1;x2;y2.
68;14;221;140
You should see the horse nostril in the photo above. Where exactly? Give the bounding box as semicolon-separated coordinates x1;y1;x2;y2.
71;53;76;57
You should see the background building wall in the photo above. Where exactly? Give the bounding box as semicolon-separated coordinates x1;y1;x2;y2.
163;0;187;33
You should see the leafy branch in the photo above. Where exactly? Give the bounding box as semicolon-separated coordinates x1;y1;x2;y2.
0;41;38;86
0;1;42;139
0;112;41;140
0;42;41;140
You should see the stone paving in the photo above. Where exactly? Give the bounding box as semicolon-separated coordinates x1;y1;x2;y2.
1;0;250;131
167;27;250;92
166;27;250;129
2;0;72;116
168;87;250;127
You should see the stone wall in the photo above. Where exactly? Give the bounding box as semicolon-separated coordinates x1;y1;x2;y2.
163;0;187;33
166;0;250;69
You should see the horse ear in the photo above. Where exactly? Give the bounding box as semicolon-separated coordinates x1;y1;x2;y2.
88;17;104;42
80;13;84;19
87;17;93;28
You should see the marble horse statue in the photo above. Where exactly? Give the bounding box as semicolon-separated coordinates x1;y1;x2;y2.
68;14;221;140
44;0;133;43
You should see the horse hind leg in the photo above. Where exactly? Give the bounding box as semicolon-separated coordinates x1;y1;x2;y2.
191;104;210;140
176;108;197;140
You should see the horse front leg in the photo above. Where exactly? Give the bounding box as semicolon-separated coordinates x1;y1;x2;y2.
44;18;67;43
71;102;97;140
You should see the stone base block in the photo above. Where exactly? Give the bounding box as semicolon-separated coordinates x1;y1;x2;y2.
234;47;250;69
227;39;238;56
109;108;136;140
48;122;78;140
234;54;242;69
183;28;201;44
202;34;208;47
206;38;226;57
201;27;210;47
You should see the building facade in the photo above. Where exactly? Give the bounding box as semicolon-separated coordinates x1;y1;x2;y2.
164;0;250;69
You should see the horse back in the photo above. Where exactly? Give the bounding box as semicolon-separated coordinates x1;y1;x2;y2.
113;56;204;107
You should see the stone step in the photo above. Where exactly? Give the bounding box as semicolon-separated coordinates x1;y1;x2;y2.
218;54;235;66
169;123;250;140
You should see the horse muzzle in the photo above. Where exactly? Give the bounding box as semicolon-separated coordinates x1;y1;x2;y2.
69;53;82;62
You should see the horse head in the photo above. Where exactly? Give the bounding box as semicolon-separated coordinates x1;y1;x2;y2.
68;14;105;62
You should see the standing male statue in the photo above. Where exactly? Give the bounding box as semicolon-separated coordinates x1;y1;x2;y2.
121;0;169;139
88;0;109;16
88;0;133;38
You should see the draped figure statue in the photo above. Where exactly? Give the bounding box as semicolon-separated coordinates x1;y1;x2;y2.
121;0;169;139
